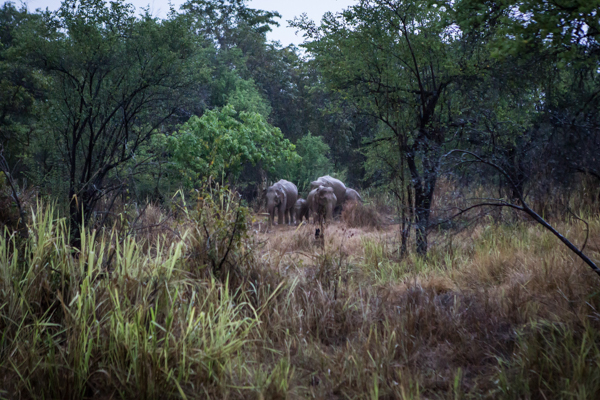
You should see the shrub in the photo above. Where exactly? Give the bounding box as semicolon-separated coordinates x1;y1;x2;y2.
341;201;383;229
177;183;251;281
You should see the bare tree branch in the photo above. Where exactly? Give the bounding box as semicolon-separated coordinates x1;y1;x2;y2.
445;149;600;277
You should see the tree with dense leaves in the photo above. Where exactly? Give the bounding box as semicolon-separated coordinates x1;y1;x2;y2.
293;0;476;254
16;0;207;243
161;104;298;187
0;2;45;172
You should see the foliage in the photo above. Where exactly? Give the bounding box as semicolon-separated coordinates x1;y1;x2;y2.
225;77;272;118
0;2;46;169
161;105;299;187
13;0;207;237
452;0;600;206
279;132;333;194
456;0;600;61
182;0;281;47
0;205;262;398
179;182;251;279
206;47;272;118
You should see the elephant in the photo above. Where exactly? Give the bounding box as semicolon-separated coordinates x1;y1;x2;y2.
310;175;347;210
266;179;298;226
294;198;309;224
344;188;362;204
307;185;337;225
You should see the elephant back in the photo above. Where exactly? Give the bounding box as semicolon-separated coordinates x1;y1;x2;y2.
345;188;362;203
310;175;346;207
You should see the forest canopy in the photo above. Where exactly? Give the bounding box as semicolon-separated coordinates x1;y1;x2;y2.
1;0;599;254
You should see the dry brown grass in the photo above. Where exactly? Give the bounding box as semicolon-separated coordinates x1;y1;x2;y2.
4;196;600;399
248;214;600;398
341;200;385;229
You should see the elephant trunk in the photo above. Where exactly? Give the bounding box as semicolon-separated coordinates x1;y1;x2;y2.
267;200;277;226
277;193;286;224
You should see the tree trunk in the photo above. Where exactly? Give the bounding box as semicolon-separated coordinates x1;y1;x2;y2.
414;185;435;256
399;153;412;258
406;144;439;256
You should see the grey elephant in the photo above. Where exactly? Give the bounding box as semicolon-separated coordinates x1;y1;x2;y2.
344;188;362;204
310;175;347;210
294;198;309;224
266;179;298;226
307;185;337;225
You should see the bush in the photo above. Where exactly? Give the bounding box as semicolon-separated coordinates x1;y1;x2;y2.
161;105;298;188
175;182;251;281
341;201;384;229
0;203;262;398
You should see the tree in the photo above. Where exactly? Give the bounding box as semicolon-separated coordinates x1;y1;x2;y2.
280;132;333;194
454;0;600;209
181;0;281;49
0;2;45;172
17;0;207;241
161;105;298;186
293;0;473;254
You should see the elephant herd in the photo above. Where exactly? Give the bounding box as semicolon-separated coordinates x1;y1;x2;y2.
266;175;362;226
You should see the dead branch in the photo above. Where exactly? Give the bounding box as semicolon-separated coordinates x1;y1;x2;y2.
445;149;600;277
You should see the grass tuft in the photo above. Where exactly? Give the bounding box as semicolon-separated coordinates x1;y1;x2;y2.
341;201;384;229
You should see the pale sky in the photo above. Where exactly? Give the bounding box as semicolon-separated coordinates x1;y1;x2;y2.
21;0;357;47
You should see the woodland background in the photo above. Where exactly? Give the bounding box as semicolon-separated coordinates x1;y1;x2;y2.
1;0;599;252
1;0;600;398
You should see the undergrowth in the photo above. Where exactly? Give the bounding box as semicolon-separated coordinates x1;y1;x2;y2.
2;194;600;398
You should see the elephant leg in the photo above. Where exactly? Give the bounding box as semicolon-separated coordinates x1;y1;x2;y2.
285;208;290;225
278;207;284;225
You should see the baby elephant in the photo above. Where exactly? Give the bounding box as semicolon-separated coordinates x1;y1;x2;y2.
294;198;309;224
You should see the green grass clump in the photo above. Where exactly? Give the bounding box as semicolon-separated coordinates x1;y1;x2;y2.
496;320;600;399
0;203;269;399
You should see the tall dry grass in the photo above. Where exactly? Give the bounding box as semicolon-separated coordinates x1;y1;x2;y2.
2;196;600;398
252;215;600;398
341;200;384;230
